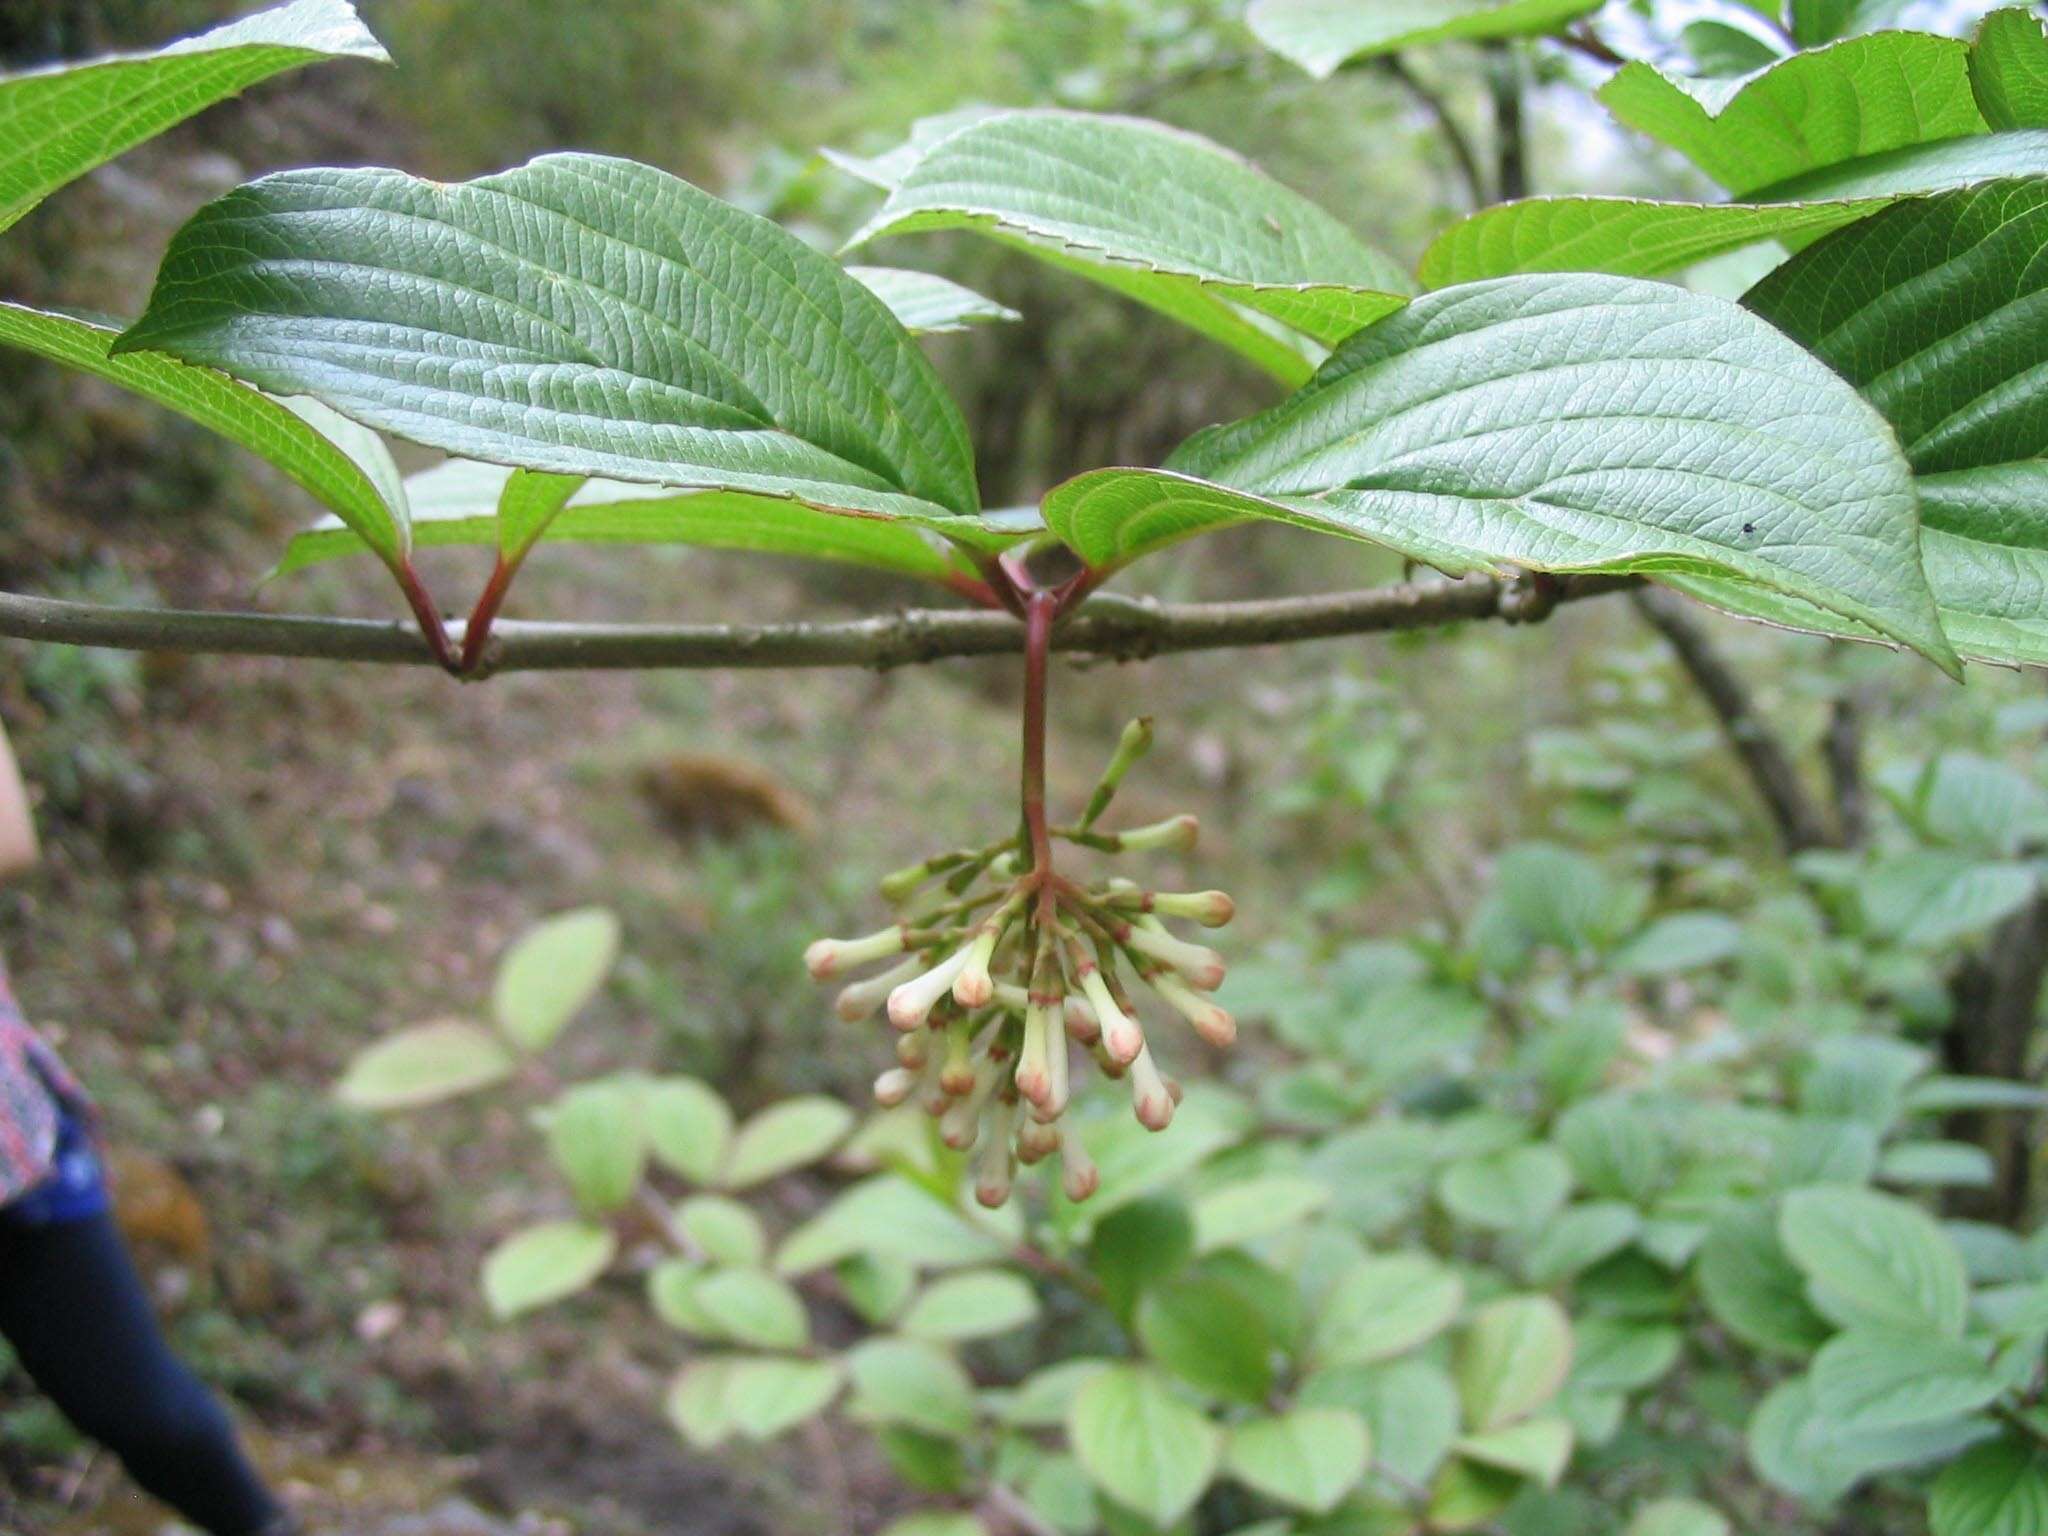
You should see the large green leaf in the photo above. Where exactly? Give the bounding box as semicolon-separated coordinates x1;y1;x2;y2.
1748;1375;1990;1504
1932;1435;2048;1536
841;109;1412;384
0;303;409;570
274;458;980;582
492;906;620;1052
481;1220;616;1319
1698;1205;1833;1356
334;1019;515;1109
1044;275;1956;674
1454;1295;1574;1432
1224;1408;1371;1514
0;0;386;236
115;154;980;527
1597;33;1984;196
1418;131;2048;285
1067;1365;1223;1528
1245;0;1597;78
1974;9;2048;132
1810;1327;2006;1430
1312;1252;1465;1367
1728;180;2048;668
1780;1184;1970;1336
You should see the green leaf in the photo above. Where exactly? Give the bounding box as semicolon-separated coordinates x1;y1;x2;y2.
745;1359;854;1447
1311;1252;1465;1368
777;1174;1012;1275
1780;1184;1970;1336
1522;1201;1641;1285
1453;1417;1573;1486
1048;275;1954;674
1747;1375;1990;1503
1067;1365;1223;1528
1246;0;1597;78
490;907;620;1052
1790;0;1910;47
641;1076;732;1184
665;1356;738;1447
1192;1176;1331;1253
1554;1096;1672;1206
675;1195;767;1268
647;1259;719;1335
0;0;387;235
1740;180;2048;669
276;457;981;581
1611;913;1741;976
879;1517;987;1536
1698;1203;1833;1357
1224;1408;1370;1514
1428;1456;1525;1529
1087;1195;1197;1324
1436;1144;1572;1232
846;1338;979;1438
1974;10;2048;132
1932;1434;2048;1536
481;1220;616;1319
1454;1296;1574;1432
1859;853;2038;949
1418;132;2048;286
1299;1358;1459;1488
1570;1318;1682;1395
116;153;981;527
840;1253;918;1327
1681;20;1784;78
1137;1274;1274;1402
1625;1498;1731;1536
1597;33;1984;196
494;468;580;569
996;1360;1115;1429
847;266;1021;335
720;1096;854;1189
901;1270;1041;1342
0;303;409;570
1882;1141;1997;1189
542;1080;646;1213
693;1267;810;1350
842;109;1412;384
1811;1327;2005;1430
335;1019;514;1109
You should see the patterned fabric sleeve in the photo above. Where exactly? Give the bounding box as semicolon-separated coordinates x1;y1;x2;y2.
0;962;87;1206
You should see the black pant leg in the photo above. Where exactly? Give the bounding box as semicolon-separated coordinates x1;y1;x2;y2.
0;1211;282;1536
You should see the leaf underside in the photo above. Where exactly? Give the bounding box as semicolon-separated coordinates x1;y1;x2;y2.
843;109;1414;384
0;0;387;235
115;153;982;530
1419;130;2048;285
846;265;1021;335
1246;0;1598;79
1043;273;1954;675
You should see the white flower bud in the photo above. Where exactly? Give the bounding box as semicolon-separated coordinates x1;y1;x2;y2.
836;955;922;1022
940;1062;996;1149
1152;890;1235;928
1117;813;1198;853
1041;1012;1071;1119
805;925;908;980
1124;922;1226;991
1063;992;1100;1044
888;946;974;1030
873;1066;916;1107
1148;970;1236;1047
953;925;1004;1009
1014;1004;1054;1108
895;1027;931;1068
1059;1126;1100;1203
1128;1044;1175;1131
974;1098;1016;1208
992;981;1032;1012
1079;968;1144;1065
1016;1118;1060;1164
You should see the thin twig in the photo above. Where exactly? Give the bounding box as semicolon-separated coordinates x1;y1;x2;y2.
0;574;1640;674
1377;56;1488;209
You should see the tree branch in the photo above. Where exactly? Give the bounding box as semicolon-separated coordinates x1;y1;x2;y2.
1631;587;1837;855
0;574;1639;675
1942;889;2048;1224
1485;41;1528;201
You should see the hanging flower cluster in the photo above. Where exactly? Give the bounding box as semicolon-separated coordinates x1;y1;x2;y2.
804;718;1236;1208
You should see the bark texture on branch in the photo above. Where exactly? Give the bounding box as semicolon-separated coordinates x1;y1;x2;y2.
1943;892;2048;1224
1631;586;1838;855
0;574;1639;675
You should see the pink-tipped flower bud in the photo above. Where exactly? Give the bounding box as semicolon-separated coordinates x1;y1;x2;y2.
1016;1118;1060;1164
896;1027;932;1068
1149;970;1237;1047
1125;922;1226;991
952;926;1004;1009
1059;1127;1100;1203
873;1066;916;1107
1013;1004;1054;1108
1041;1012;1071;1119
1080;968;1144;1066
888;946;973;1030
1128;1045;1175;1131
836;955;922;1022
940;1063;995;1149
1154;890;1235;928
939;1019;977;1097
879;860;939;905
1118;813;1198;854
974;1099;1016;1207
1063;992;1100;1045
805;925;908;980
